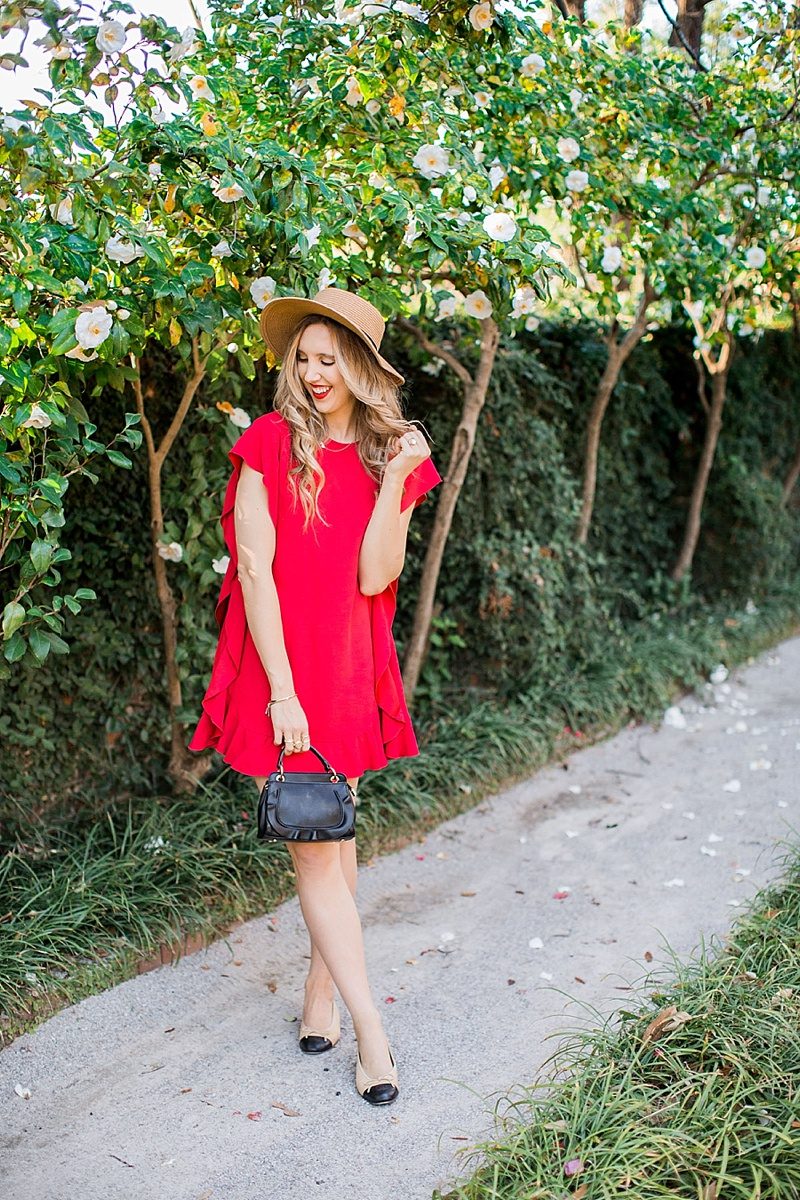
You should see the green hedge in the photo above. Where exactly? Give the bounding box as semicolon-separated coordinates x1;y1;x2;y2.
2;323;799;817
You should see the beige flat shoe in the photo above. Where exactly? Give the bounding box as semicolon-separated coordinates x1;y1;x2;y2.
298;997;340;1054
356;1042;399;1105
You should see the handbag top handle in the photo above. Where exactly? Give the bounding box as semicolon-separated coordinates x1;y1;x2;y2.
275;742;341;782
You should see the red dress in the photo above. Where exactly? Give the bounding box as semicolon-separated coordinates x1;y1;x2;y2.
188;411;442;778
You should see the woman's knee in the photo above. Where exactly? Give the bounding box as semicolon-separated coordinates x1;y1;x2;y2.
289;841;343;882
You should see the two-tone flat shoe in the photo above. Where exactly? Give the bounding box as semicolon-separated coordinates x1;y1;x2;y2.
355;1043;399;1105
298;997;340;1054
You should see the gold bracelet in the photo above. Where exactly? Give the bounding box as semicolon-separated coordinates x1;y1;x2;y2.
265;692;297;716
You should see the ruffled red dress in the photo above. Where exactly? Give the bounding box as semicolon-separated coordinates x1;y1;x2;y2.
188;411;442;779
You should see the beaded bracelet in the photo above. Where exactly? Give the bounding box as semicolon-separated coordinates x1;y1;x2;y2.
265;692;297;716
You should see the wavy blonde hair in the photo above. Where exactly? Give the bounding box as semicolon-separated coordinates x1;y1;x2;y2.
272;315;418;531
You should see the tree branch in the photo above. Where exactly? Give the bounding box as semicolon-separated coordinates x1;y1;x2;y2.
395;315;473;387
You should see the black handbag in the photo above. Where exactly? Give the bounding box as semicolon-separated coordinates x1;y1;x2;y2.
257;743;356;843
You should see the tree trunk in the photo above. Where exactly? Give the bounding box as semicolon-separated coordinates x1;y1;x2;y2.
400;318;500;705
671;339;732;582
576;278;655;544
781;440;800;506
131;346;211;792
563;0;586;19
668;0;710;62
624;0;644;27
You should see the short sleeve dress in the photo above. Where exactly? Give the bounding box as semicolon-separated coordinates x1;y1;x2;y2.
188;411;442;779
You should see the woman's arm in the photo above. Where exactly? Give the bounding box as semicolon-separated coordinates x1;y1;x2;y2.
358;429;432;596
234;463;308;745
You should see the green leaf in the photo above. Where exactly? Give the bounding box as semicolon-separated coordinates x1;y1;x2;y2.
30;539;54;573
74;588;97;600
105;449;132;469
2;601;25;640
3;632;26;663
29;625;51;663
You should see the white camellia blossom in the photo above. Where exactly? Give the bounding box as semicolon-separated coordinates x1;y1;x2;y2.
157;541;184;562
117;308;130;320
49;197;74;225
488;163;506;189
212;555;230;575
65;345;98;362
396;0;425;16
167;27;199;64
213;182;245;202
147;162;162;180
468;2;494;31
462;185;477;204
412;144;450;180
74;306;113;349
249;276;276;308
569;88;584;109
21;404;52;429
211;239;233;257
367;170;385;187
96;20;126;55
756;185;771;206
317;267;335;290
304;223;321;249
402;211;420;246
512;285;537;317
51;43;71;61
342;221;361;239
436;295;458;321
474;90;492;110
483;211;517;242
565;168;589;192
557;136;581;163
525;315;540;331
189;75;215;102
745;245;766;269
105;234;144;265
366;99;380;115
601;245;623;272
229;408;252;429
464;289;492;319
521;53;545;76
151;104;168;125
652;176;670;191
345;76;363;106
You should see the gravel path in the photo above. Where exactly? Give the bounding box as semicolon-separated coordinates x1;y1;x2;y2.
2;635;798;1200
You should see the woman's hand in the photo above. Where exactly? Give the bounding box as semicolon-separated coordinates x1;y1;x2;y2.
269;695;310;755
384;426;431;482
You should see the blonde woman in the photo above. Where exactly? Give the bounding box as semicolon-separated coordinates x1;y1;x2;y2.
189;286;442;1105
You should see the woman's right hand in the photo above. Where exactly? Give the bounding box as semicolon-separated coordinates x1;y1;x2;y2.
270;695;310;756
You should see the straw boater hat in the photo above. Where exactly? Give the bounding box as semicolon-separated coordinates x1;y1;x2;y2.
259;285;405;385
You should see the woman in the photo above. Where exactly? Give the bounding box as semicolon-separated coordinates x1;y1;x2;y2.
189;285;442;1106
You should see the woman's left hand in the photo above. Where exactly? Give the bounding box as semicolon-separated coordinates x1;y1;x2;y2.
384;426;431;481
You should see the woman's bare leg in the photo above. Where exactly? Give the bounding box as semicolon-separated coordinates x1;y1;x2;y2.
252;775;392;1077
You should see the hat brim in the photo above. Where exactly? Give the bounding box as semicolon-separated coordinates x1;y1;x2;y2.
259;296;405;385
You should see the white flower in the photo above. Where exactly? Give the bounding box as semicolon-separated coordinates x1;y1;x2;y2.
304;223;321;249
105;300;118;311
462;185;477;204
521;53;545;76
512;285;537;317
212;555;230;574
213;182;245;203
756;185;771;206
454;212;472;226
367;170;385;188
345;76;363;106
167;27;199;64
565;169;589;193
143;835;167;853
652;176;670;191
569;87;584;109
49;197;73;226
436;295;457;320
464;289;492;319
412;144;450;180
96;19;126;55
557;136;581;163
342;221;362;239
117;308;130;320
740;322;754;336
468;2;494;31
51;43;71;60
741;126;756;143
488;164;506;189
249;276;276;308
317;267;335;290
745;245;766;269
105;235;143;265
147;162;162;180
474;90;491;110
402;211;420;246
151;104;168;125
525;315;540;331
365;98;380;115
157;541;183;562
395;0;425;16
482;211;517;242
189;75;215;102
65;345;98;362
229;407;251;429
74;306;113;349
421;358;444;375
601;245;623;273
21;403;52;429
14;1084;32;1099
211;239;232;257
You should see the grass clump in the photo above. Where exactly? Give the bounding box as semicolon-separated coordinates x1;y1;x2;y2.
437;843;800;1200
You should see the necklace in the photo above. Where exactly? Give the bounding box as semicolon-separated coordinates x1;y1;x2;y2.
321;438;357;453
